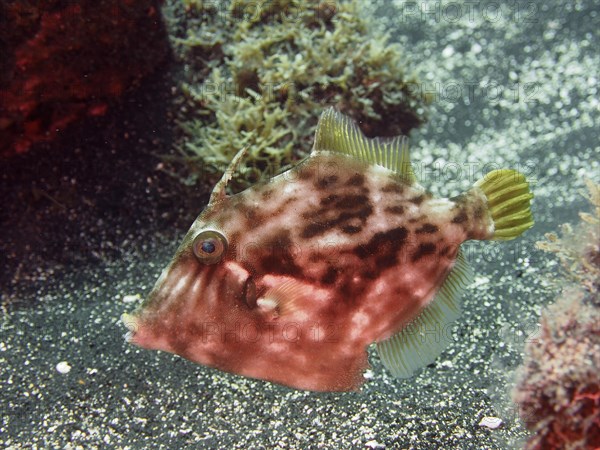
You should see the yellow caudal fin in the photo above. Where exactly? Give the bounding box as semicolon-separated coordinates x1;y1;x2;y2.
474;169;534;240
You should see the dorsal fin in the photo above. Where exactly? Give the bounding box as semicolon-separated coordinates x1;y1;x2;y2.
312;108;416;183
208;145;250;206
376;249;473;378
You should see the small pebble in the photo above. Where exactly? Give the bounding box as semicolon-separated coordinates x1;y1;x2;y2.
442;45;455;58
56;361;72;374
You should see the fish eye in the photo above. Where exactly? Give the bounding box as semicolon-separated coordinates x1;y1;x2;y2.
192;230;227;264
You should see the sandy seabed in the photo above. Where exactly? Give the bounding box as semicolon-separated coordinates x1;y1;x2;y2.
1;1;598;448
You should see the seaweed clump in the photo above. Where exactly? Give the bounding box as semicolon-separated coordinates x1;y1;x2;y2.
164;0;426;187
513;179;600;450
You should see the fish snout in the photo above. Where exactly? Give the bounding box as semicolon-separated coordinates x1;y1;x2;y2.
121;312;148;348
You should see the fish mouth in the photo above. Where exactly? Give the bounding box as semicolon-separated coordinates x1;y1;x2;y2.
121;312;139;343
121;260;260;349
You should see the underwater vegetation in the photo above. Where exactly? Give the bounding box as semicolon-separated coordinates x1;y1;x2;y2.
163;0;427;187
513;179;600;450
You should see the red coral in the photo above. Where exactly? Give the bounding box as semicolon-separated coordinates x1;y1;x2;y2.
514;182;600;450
0;0;168;156
513;291;600;450
519;380;600;449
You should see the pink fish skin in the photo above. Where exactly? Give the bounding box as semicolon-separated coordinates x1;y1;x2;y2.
123;109;534;391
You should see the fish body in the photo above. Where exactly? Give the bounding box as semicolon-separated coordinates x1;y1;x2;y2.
123;109;534;391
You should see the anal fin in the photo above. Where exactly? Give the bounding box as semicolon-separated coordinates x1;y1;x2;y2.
377;250;473;378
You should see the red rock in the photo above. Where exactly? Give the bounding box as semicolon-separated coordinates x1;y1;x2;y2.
0;0;169;157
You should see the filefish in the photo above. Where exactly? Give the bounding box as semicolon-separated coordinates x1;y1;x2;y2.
122;108;534;391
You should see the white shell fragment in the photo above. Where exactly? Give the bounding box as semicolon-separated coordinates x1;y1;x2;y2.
478;416;503;429
56;361;72;374
122;294;141;303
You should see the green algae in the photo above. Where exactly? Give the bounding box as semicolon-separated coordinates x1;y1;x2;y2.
536;179;600;295
165;0;427;188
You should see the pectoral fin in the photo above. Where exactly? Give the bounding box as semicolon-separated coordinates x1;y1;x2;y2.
256;279;306;318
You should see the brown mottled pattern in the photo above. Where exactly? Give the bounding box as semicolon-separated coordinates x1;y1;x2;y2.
126;152;493;391
416;223;439;234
